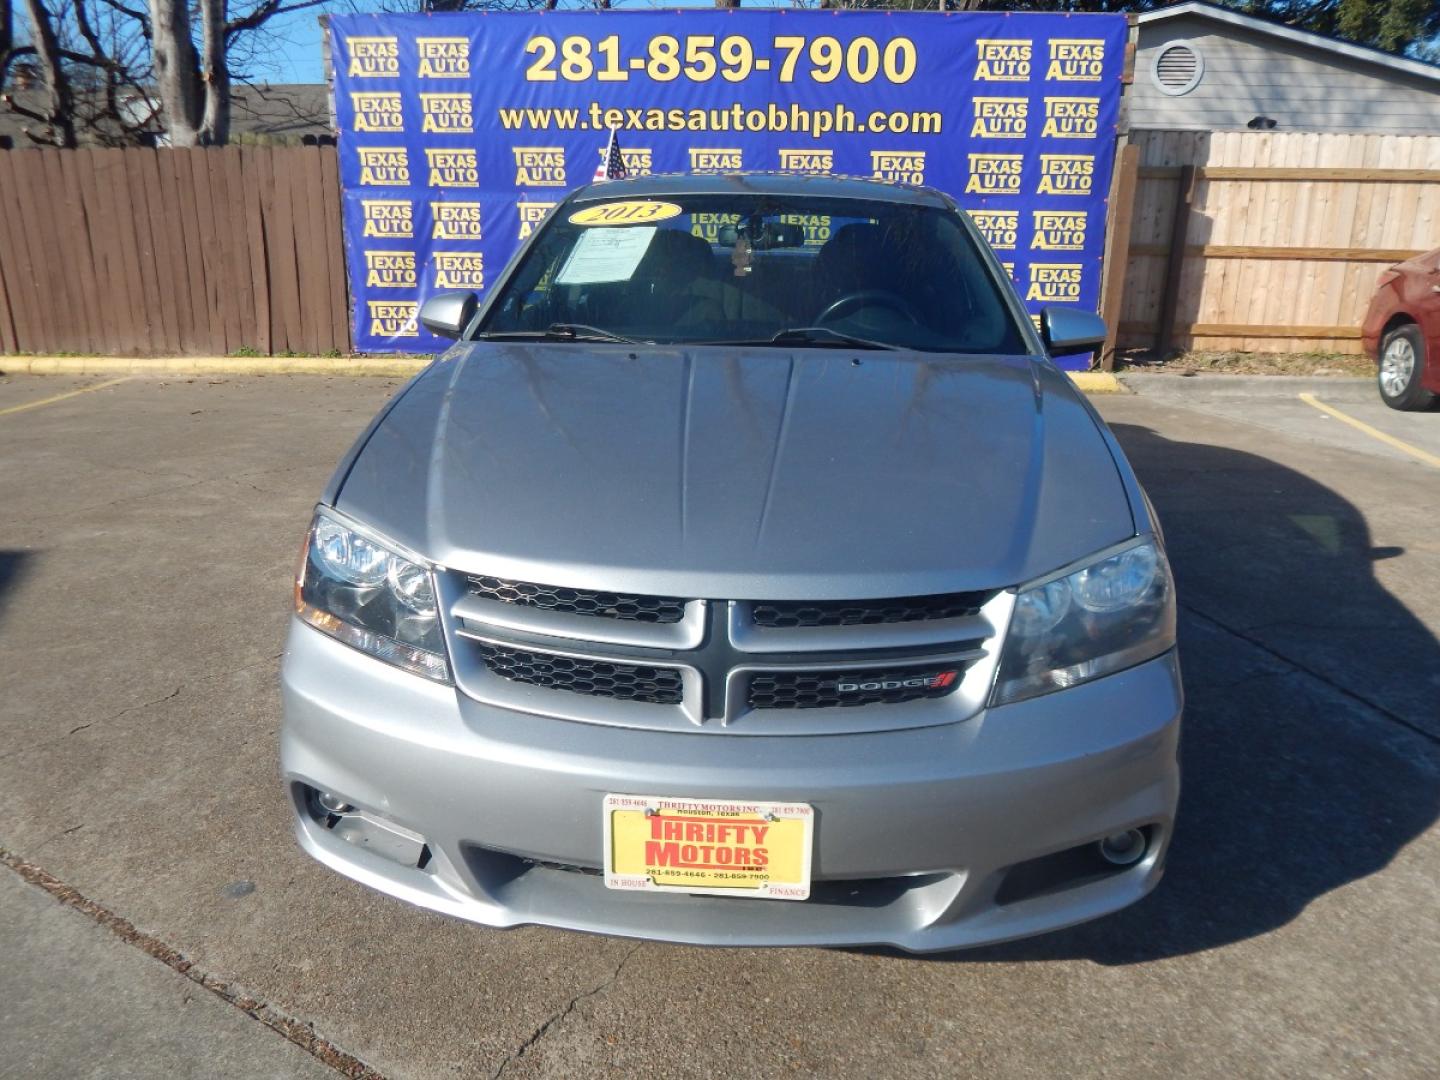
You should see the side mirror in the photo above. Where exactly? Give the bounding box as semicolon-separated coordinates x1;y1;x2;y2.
419;291;479;340
1040;306;1107;356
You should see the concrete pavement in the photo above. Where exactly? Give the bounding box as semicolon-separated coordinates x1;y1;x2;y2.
1;372;1437;1078
0;870;341;1080
1122;373;1440;469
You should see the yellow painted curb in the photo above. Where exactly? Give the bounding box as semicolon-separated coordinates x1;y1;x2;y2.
1067;372;1124;393
3;355;431;378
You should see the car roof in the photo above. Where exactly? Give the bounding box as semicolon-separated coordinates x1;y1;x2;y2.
566;171;955;209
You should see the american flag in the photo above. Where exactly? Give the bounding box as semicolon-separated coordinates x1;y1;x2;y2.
593;127;628;182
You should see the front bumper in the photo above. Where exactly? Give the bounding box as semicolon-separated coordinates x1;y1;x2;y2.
280;619;1182;953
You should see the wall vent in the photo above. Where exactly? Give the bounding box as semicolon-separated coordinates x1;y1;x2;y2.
1154;43;1204;96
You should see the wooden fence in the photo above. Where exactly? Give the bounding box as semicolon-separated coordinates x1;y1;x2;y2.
1107;130;1440;358
4;134;1438;360
0;146;350;356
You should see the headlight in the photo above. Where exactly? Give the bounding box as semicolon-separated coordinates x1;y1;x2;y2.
991;539;1174;706
295;510;450;682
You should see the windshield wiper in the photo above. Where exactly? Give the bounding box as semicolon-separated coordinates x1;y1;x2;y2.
476;323;642;344
768;326;900;350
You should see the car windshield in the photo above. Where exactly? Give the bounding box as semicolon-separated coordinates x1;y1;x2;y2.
477;193;1028;354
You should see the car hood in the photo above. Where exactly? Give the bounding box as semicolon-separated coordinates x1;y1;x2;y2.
335;343;1135;599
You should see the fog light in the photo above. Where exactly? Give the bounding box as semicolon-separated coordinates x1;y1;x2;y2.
317;792;354;815
1097;829;1147;866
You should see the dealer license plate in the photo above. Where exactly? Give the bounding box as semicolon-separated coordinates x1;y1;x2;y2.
602;794;814;900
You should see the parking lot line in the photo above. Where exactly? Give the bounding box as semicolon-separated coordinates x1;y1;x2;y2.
1298;392;1440;470
0;376;133;418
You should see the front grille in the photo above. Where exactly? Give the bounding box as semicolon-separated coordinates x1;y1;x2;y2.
452;568;999;730
748;664;964;710
467;575;687;624
476;642;684;705
751;592;992;629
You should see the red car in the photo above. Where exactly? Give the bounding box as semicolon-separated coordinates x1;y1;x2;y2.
1362;247;1440;411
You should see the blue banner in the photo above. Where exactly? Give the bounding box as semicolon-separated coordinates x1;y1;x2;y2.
329;10;1127;366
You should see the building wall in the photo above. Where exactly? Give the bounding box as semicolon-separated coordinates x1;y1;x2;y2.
1132;14;1440;135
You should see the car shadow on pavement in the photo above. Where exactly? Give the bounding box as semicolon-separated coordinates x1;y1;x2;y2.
0;551;30;630
881;423;1440;966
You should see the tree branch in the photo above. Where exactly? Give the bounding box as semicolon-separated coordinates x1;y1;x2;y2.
0;0;13;72
57;48;111;67
2;93;51;122
17;0;77;145
223;0;326;41
71;0;129;73
95;0;151;38
0;43;36;86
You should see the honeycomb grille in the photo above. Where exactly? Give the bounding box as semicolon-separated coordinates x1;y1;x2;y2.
466;576;687;624
748;665;965;710
751;592;991;629
476;642;684;705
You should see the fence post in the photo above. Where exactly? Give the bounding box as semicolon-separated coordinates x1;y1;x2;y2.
1099;143;1139;372
1155;164;1196;356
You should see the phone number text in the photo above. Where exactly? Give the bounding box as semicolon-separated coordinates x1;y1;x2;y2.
525;34;919;86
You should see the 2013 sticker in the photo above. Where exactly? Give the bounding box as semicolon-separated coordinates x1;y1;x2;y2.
569;201;683;226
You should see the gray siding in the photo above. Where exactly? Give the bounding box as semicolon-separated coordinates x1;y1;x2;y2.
1133;14;1440;135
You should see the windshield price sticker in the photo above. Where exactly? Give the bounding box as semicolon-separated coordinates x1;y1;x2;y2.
569;201;683;227
554;225;657;285
603;794;814;900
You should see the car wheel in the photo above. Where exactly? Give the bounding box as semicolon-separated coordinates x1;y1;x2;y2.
1377;324;1436;412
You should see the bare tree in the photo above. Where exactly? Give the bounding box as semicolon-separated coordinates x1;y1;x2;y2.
4;0;328;146
199;0;226;140
0;0;19;79
152;0;325;146
148;0;202;142
12;0;76;144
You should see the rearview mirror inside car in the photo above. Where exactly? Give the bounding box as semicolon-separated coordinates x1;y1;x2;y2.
1040;306;1107;356
419;291;479;340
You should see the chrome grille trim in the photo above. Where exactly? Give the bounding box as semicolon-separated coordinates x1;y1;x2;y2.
451;629;704;729
729;600;995;656
465;575;689;624
721;634;995;733
475;641;685;705
452;592;708;650
749;664;967;709
751;593;993;628
441;572;1015;736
